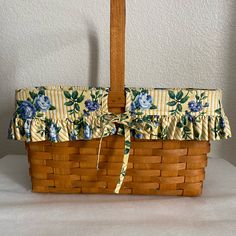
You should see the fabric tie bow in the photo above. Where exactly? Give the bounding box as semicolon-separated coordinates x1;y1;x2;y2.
96;112;157;194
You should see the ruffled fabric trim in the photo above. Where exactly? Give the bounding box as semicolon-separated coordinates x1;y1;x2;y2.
8;113;115;143
128;114;231;141
8;113;231;142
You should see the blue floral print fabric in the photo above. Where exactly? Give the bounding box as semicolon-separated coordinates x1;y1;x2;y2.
8;86;231;142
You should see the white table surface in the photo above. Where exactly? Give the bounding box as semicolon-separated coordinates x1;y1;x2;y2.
0;155;236;236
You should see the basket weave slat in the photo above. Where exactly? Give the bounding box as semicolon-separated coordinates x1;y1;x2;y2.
26;138;209;196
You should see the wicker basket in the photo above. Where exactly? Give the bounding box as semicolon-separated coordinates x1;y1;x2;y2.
26;138;209;196
23;0;211;196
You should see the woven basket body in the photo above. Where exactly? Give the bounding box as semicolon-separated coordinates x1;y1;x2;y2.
26;138;209;196
24;0;211;196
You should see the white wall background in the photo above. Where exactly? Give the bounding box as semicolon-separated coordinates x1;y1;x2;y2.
0;0;235;165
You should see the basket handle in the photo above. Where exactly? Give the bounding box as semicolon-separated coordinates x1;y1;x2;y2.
108;0;126;113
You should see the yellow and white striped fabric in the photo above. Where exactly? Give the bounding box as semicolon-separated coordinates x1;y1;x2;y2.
8;86;231;142
126;88;224;116
15;86;108;120
125;88;231;141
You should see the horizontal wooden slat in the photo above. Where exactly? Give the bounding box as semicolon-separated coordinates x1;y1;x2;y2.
122;182;160;189
32;179;54;187
132;189;183;196
153;149;188;156
51;142;71;147
80;175;132;183
188;146;210;155
134;149;153;156
179;155;207;163
163;140;209;150
161;170;178;177
162;141;181;149
181;141;210;149
69;154;104;162
162;156;180;164
79;162;133;169
54;179;72;188
108;169;161;176
44;146;79;154
185;173;205;183
30;165;53;173
30;159;46;165
52;154;70;161
128;169;161;177
187;160;207;169
159;183;177;191
134;163;186;171
177;182;203;191
79;148;98;155
130;174;189;186
48;174;81;181
178;169;205;177
72;181;107;188
54;168;71;175
130;156;162;163
29;151;52;160
99;175;132;182
100;148;134;155
70;140;106;148
29;169;48;179
46;160;80;168
71;168;106;176
153;176;185;184
135;148;187;156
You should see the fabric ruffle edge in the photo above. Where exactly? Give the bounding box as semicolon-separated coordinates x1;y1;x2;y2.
129;114;231;141
8;113;231;142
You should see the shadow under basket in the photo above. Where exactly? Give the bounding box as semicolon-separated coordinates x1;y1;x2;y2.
26;137;210;196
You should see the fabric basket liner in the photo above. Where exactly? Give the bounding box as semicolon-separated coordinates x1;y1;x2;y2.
8;86;231;143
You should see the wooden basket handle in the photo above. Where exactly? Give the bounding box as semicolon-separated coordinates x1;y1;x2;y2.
108;0;126;113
